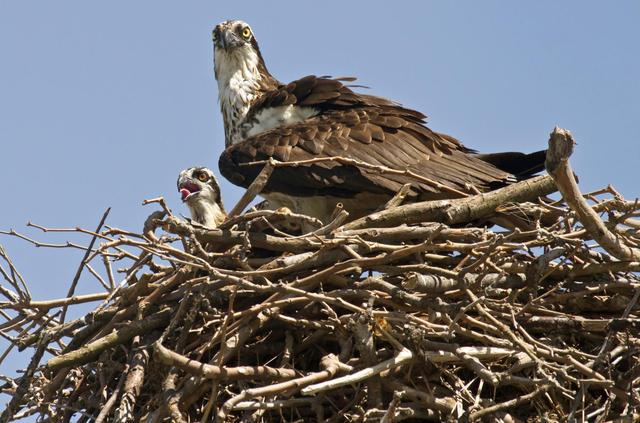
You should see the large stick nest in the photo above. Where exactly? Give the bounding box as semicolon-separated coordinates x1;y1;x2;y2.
0;129;639;422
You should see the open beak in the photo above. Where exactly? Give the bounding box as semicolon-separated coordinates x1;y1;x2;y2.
178;178;201;202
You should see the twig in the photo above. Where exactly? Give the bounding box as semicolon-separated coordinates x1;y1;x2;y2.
219;354;343;420
95;368;127;423
60;207;111;323
0;292;109;311
227;159;275;218
301;347;413;396
153;341;297;381
46;308;171;371
469;384;551;421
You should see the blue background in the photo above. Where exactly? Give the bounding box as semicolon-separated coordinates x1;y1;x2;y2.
1;1;638;415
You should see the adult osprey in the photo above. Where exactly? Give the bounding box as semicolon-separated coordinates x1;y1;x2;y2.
177;167;226;228
214;20;546;222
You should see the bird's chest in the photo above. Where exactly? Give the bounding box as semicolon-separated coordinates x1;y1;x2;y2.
219;69;259;145
219;71;317;145
237;105;318;142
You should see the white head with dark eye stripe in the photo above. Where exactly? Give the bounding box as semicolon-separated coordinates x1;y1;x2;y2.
177;167;226;228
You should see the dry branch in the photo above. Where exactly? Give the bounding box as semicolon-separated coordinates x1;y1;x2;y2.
545;126;640;261
153;341;297;381
343;174;557;230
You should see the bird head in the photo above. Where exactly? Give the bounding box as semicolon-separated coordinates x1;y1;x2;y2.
177;167;222;205
212;20;275;84
177;167;226;227
213;20;258;52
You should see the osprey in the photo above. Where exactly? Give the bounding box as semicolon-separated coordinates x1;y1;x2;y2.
177;167;226;228
214;20;546;222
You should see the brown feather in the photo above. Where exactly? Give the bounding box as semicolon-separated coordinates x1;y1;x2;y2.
219;75;545;214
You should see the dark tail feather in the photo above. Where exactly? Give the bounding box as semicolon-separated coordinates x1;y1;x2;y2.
475;150;547;180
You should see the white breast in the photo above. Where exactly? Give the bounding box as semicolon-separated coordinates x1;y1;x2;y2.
242;105;318;140
187;199;226;228
215;47;262;145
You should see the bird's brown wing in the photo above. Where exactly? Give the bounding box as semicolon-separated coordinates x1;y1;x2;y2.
219;106;516;200
248;76;363;111
246;75;431;123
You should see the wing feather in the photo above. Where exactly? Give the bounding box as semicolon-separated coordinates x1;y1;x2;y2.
220;110;515;200
220;75;541;201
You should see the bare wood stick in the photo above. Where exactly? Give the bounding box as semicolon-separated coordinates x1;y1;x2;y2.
301;347;413;396
468;384;551;421
0;331;51;421
154;341;297;381
60;207;111;323
162;370;187;423
352;315;382;408
545;126;640;261
45;308;171;371
0;229;93;252
379;391;402;423
219;353;343;420
297;209;349;238
231;398;317;411
0;244;31;301
227;160;275;219
0;292;109;311
142;196;173;216
402;272;525;293
424;346;515;364
95;368;127;423
343;175;557;230
114;336;150;423
386;381;457;414
219;209;322;231
379;183;413;211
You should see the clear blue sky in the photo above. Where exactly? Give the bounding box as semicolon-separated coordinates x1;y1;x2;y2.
0;0;639;413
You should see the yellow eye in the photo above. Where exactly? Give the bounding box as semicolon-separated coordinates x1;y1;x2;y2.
241;27;252;39
196;173;209;182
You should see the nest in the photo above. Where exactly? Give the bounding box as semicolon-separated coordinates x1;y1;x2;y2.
1;129;639;422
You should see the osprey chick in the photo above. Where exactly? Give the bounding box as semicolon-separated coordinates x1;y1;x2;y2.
214;20;547;222
177;167;226;228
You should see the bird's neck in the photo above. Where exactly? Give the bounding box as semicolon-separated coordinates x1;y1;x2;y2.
215;47;275;147
189;199;226;228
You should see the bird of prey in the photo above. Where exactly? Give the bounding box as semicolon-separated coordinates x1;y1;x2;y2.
214;20;546;222
177;167;226;228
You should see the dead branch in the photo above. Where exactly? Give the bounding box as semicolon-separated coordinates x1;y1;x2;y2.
343;174;557;230
545;126;640;261
153;341;297;381
227;159;275;218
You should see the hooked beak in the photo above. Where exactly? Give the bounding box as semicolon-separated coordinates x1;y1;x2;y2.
214;27;240;51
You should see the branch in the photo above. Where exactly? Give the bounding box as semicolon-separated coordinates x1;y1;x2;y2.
0;292;109;311
227;159;274;218
545;126;640;261
301;347;413;396
60;207;111;323
45;308;171;371
219;353;343;420
153;342;297;381
343;175;556;230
